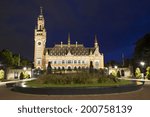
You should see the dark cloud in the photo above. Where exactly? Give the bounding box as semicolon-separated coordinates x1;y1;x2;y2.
0;0;150;63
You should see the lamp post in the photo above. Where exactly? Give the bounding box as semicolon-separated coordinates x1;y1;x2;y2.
140;61;145;79
23;67;27;71
114;65;118;69
114;65;118;76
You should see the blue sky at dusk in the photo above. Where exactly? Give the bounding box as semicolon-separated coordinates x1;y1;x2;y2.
0;0;150;63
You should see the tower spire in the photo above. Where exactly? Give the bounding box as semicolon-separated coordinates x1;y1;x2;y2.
40;6;43;15
94;34;98;48
68;33;70;47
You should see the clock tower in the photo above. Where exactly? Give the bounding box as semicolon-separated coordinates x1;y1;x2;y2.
34;7;46;69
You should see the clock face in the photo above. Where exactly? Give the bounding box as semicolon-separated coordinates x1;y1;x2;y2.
38;42;41;45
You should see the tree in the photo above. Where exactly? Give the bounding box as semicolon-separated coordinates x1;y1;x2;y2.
13;54;20;66
105;60;118;67
0;49;14;66
135;67;142;79
20;72;24;79
89;61;93;73
146;67;150;80
134;33;150;65
20;58;31;67
0;49;31;68
117;71;121;78
47;62;52;74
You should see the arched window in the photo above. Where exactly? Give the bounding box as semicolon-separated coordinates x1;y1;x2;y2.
68;66;72;71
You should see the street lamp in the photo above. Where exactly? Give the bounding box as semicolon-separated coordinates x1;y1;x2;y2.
140;61;145;79
23;67;27;71
114;65;118;69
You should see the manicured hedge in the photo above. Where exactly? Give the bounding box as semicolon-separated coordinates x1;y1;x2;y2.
30;72;120;85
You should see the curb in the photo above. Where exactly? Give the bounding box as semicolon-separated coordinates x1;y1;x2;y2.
12;83;143;95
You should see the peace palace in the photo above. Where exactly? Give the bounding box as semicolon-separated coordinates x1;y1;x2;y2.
34;8;104;70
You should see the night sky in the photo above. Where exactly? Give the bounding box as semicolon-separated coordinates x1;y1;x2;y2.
0;0;150;63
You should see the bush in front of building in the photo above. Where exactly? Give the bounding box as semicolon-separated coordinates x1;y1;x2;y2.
20;72;30;79
98;74;119;83
117;71;121;78
34;71;120;85
135;67;142;79
146;67;150;80
0;69;4;80
72;73;93;84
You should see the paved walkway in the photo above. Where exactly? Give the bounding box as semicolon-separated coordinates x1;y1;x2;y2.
0;78;36;86
0;85;150;100
119;77;150;85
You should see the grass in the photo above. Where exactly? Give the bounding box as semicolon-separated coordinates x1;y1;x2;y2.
26;72;132;88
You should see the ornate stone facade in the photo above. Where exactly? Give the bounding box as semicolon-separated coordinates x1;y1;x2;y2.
34;8;104;70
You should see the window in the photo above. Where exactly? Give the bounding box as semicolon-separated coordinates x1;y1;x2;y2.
62;60;65;64
54;61;57;64
74;60;77;64
68;60;71;64
38;60;40;65
82;61;85;64
78;60;80;64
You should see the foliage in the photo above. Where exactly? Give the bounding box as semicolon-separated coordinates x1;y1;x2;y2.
13;54;20;66
89;61;94;73
117;71;121;78
0;49;31;67
26;71;131;88
20;58;31;67
0;49;14;66
27;71;122;86
47;62;52;74
111;71;117;77
20;72;30;79
146;67;150;80
0;70;4;80
135;68;142;79
134;33;150;65
20;72;24;79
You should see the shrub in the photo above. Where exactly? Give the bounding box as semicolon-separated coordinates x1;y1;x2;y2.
20;72;24;79
108;74;120;83
117;71;121;78
0;70;4;80
34;71;120;85
98;74;119;84
135;67;142;79
146;67;150;80
98;76;109;83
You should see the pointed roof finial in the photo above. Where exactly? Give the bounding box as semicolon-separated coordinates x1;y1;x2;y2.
76;41;78;47
61;41;63;48
95;34;98;44
94;34;99;48
68;33;71;47
40;6;43;15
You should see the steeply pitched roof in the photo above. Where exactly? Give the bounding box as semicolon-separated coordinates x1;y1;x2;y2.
45;44;95;56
